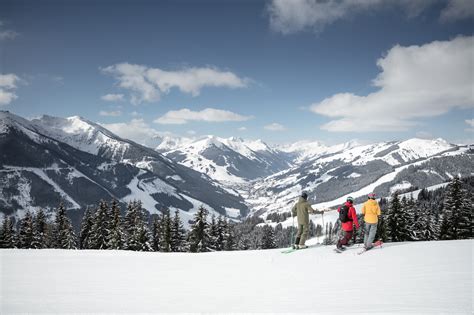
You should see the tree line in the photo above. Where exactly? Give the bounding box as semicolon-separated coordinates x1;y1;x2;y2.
0;200;236;252
1;176;471;251
324;176;472;245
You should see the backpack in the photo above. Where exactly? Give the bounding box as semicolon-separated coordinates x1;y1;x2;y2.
339;204;352;223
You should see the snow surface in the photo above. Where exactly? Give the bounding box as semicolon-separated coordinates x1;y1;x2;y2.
1;240;471;313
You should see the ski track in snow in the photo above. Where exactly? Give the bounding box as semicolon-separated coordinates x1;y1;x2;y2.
1;240;471;314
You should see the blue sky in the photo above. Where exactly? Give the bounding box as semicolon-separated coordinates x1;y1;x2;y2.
0;0;473;145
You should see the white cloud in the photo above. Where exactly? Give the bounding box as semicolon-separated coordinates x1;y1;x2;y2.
0;20;18;40
440;0;474;22
416;131;434;139
99;110;122;117
0;73;20;106
310;36;474;132
154;108;253;125
238;127;247;131
465;119;474;132
100;118;166;147
130;111;142;117
101;94;124;102
267;0;433;34
187;130;197;135
101;63;248;105
264;123;287;131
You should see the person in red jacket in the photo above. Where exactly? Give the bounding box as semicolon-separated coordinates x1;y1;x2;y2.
336;196;359;251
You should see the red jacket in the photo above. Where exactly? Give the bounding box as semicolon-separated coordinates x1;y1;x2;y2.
338;201;360;232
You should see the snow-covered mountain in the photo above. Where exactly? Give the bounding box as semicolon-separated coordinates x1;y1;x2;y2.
162;135;291;183
151;130;472;219
1;110;472;228
0;111;248;227
246;138;472;217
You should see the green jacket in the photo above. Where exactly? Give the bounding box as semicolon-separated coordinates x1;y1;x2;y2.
292;197;321;225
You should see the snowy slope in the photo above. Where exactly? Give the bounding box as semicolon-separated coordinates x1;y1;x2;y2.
247;139;469;218
280;138;457;167
1;240;471;313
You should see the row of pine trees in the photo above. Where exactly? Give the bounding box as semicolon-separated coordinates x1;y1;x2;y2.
0;176;471;251
321;176;472;244
374;176;472;242
0;200;236;252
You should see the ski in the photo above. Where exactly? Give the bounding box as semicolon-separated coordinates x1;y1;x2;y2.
281;248;297;254
281;244;317;254
357;240;383;255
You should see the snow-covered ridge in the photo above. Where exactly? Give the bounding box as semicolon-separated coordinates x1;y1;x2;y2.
31;115;131;159
162;135;289;183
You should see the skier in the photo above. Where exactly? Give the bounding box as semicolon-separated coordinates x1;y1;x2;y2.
291;192;322;249
361;193;381;250
336;196;359;251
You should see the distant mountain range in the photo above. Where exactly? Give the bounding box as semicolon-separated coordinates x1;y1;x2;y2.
0;111;248;228
1;110;472;227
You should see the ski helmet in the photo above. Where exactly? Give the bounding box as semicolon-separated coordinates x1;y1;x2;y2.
368;193;376;199
347;196;354;203
301;192;308;200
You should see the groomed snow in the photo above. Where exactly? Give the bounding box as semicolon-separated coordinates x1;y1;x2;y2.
1;240;471;314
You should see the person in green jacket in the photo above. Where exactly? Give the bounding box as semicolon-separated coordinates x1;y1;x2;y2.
291;192;322;249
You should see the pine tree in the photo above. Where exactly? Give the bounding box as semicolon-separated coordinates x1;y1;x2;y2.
170;210;186;252
261;225;276;249
151;216;161;251
53;203;77;249
159;209;172;252
442;177;472;239
238;236;251;250
410;203;423;241
124;201;152;251
421;205;439;241
385;193;410;242
137;224;153;252
17;211;35;248
107;200;125;250
62;222;77;249
0;216;16;248
188;206;210;252
216;216;226;251
124;201;139;250
32;208;49;249
207;214;219;251
402;196;416;241
90;201;111;249
79;208;94;249
222;218;236;251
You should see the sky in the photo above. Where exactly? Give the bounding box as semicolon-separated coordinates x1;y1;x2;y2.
0;0;473;145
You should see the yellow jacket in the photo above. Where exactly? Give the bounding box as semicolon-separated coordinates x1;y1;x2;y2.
362;199;381;224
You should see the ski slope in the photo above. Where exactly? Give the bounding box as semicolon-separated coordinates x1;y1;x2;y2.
1;240;471;314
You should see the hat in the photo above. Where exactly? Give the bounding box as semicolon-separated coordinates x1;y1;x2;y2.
368;193;376;199
347;196;354;203
301;192;308;200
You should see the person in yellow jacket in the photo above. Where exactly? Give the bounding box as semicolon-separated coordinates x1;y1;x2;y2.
291;192;323;249
362;193;381;249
